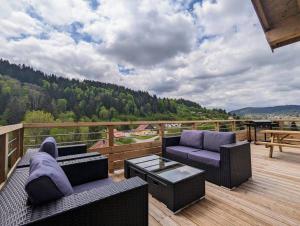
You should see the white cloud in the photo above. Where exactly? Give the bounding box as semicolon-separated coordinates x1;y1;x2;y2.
0;0;300;111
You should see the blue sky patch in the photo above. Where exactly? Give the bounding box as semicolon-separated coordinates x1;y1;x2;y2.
26;5;43;22
89;0;100;10
8;33;30;41
118;64;135;75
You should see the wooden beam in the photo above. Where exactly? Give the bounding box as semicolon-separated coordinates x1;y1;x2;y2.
266;14;300;49
23;120;239;128
159;123;165;140
251;0;271;31
0;124;23;136
298;0;300;10
0;134;9;183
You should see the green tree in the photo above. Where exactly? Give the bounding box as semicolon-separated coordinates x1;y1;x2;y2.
99;106;109;120
24;110;54;123
56;98;67;113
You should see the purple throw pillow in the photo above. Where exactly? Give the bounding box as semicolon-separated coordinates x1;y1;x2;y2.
25;152;73;205
179;130;204;149
39;137;58;158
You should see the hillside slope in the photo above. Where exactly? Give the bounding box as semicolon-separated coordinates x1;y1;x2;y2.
230;105;300;117
0;59;229;124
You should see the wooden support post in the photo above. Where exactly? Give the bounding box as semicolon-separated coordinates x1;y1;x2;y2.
215;122;220;131
107;126;114;174
159;124;165;141
192;123;197;130
108;126;114;147
232;121;237;132
19;128;24;157
0;133;9;184
269;134;274;158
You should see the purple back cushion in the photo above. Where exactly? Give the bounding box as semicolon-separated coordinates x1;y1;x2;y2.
203;131;236;152
25;152;73;205
39;137;58;159
179;130;204;149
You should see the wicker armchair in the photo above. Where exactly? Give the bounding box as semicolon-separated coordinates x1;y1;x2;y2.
0;156;148;226
17;144;101;168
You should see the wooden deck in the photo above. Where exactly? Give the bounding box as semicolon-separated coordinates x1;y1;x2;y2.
112;144;300;226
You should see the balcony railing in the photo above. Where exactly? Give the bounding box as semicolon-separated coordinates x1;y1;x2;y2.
1;119;300;187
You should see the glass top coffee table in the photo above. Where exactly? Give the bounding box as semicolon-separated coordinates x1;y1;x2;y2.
125;155;205;213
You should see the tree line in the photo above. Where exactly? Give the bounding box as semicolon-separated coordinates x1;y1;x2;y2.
0;59;230;125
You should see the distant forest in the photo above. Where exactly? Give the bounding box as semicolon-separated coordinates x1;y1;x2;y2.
0;59;229;125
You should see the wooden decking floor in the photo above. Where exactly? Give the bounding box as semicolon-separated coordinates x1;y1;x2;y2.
112;144;300;226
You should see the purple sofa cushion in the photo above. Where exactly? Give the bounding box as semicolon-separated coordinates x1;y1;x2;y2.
166;146;200;159
203;131;236;152
73;177;113;193
188;150;220;167
39;137;58;158
179;130;204;149
25;152;73;205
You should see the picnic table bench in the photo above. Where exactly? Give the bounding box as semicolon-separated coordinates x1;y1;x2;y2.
256;130;300;158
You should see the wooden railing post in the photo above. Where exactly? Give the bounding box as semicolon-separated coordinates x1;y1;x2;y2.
108;126;114;147
19;128;24;157
192;123;197;130
232;121;237;132
107;126;114;174
159;124;165;141
0;133;9;184
215;122;220;131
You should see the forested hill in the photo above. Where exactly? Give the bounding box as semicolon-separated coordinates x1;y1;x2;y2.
0;59;229;125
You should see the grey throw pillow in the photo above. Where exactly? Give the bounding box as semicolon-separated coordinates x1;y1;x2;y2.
25;152;73;205
179;130;204;149
39;137;58;158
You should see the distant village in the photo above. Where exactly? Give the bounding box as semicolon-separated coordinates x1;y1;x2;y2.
89;123;182;150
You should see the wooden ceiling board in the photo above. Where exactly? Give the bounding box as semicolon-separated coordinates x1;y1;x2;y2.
251;0;300;49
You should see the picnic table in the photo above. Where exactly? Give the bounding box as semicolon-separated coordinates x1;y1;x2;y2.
257;130;300;158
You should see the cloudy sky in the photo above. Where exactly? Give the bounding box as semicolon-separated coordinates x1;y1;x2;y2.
1;0;300;111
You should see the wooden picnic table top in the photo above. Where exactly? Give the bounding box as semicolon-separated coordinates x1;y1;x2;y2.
260;130;300;135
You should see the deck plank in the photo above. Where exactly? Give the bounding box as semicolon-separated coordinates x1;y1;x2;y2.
112;144;300;225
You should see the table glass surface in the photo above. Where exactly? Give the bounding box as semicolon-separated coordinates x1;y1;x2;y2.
156;165;203;183
128;155;203;183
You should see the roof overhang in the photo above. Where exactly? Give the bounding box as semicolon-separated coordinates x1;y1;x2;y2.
251;0;300;50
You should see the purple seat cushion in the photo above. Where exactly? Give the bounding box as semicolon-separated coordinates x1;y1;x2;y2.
25;152;73;205
73;177;113;193
179;130;204;149
166;146;200;159
39;137;58;158
203;131;236;152
188;150;220;167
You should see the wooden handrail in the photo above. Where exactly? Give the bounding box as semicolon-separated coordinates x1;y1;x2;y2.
22;120;243;128
0;123;23;136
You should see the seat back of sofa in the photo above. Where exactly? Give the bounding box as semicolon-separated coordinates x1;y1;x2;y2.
203;131;236;152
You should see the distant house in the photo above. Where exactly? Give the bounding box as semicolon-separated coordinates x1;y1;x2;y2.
89;139;108;151
114;129;125;138
135;124;155;131
133;124;157;136
165;123;182;128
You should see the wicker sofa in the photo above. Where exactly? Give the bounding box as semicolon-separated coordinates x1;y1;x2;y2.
0;156;148;226
162;130;252;189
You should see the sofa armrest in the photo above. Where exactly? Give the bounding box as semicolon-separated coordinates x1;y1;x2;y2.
162;136;181;156
220;141;252;188
17;151;101;169
58;144;87;156
1;177;148;226
61;156;108;186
